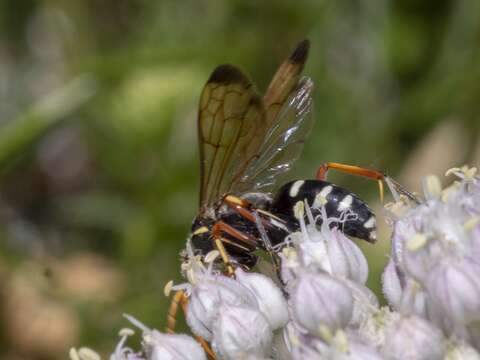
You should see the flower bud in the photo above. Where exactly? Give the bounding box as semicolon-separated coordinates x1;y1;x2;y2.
382;259;403;309
425;260;480;338
186;274;257;340
235;268;288;330
382;315;446;360
343;279;379;327
325;228;369;284
382;260;429;317
145;331;206;360
290;272;353;335
212;305;272;360
293;204;369;283
121;315;206;360
289;330;383;360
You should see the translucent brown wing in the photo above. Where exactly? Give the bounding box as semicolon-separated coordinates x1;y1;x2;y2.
198;40;311;209
231;77;314;195
198;65;267;208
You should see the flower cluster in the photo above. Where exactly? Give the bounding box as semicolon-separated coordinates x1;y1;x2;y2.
382;166;480;353
70;166;480;360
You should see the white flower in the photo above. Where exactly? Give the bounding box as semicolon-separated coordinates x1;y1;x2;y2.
283;201;369;284
288;330;382;360
172;245;259;341
325;228;369;284
290;272;353;335
382;258;404;309
343;278;379;327
212;305;273;360
235;267;289;330
426;259;480;341
108;327;144;360
146;332;206;360
186;274;257;341
382;315;446;360
382;259;428;317
72;165;480;360
124;314;206;360
385;168;480;346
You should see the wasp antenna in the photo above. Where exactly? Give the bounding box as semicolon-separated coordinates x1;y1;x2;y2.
207;64;250;86
289;39;310;66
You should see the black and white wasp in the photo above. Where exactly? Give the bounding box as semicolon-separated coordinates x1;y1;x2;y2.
190;40;392;272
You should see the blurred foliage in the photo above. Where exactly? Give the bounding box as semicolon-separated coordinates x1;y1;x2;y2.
0;0;480;358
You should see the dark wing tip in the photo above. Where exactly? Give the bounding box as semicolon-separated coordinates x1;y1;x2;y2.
289;39;310;64
207;64;250;86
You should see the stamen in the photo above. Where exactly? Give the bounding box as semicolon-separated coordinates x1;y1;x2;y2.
422;175;442;199
406;233;428;251
204;250;220;263
119;328;135;337
294;201;305;220
464;217;480;231
164;280;173;297
69;348;80;360
318;325;334;343
123;313;150;333
77;348;100;360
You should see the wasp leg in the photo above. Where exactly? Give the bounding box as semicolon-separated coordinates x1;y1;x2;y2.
223;195;274;231
316;162;387;202
223;196;285;282
166;291;217;359
166;290;184;334
212;221;249;276
316;162;420;204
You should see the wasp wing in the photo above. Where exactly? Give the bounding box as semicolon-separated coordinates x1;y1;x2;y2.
198;65;267;208
232;77;314;194
198;40;312;207
263;39;310;128
229;40;312;195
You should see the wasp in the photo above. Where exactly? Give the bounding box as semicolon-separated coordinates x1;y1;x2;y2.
167;41;418;354
188;39;399;274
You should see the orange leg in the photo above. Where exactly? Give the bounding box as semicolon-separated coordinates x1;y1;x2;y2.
316;162;419;203
212;220;258;250
223;195;276;231
167;291;217;360
211;221;260;276
316;162;386;202
222;196;283;280
167;290;184;334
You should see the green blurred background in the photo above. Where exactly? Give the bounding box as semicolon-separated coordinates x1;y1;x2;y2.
1;0;480;358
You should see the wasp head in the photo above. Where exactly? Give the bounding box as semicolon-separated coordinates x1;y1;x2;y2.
189;215;216;257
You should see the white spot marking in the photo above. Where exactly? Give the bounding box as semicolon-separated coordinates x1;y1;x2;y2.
363;216;376;229
319;185;333;198
338;195;353;211
313;185;333;208
289;180;305;198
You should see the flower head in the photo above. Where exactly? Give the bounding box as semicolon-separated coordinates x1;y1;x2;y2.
384;167;480;348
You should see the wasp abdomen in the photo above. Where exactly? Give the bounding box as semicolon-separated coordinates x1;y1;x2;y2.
270;180;377;243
